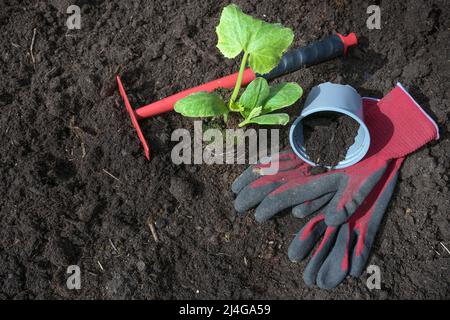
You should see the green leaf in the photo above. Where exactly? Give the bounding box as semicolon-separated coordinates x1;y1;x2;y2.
216;4;294;74
247;23;294;74
247;106;263;119
238;106;263;127
238;77;270;117
174;91;228;117
263;83;303;113
246;113;290;125
216;4;255;59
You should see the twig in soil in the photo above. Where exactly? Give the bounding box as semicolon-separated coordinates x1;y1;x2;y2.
440;242;450;255
214;252;231;257
30;28;37;64
44;67;57;78
80;142;86;158
97;260;104;271
109;239;118;253
68;116;87;159
146;217;159;243
102;169;121;182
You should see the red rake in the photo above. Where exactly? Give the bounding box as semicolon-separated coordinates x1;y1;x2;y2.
116;32;357;159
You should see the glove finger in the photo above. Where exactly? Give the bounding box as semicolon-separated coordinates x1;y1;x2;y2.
255;175;339;222
234;180;282;213
324;163;388;226
302;226;339;287
350;161;400;277
316;224;353;289
288;213;327;262
232;151;306;194
235;164;314;214
349;231;369;278
232;165;262;194
292;193;334;218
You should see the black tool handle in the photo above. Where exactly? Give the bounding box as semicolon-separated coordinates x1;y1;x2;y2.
259;33;356;80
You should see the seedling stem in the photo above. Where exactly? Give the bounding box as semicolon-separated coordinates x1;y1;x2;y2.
229;52;249;109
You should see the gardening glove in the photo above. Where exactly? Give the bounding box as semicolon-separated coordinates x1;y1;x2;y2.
288;157;403;289
232;83;439;226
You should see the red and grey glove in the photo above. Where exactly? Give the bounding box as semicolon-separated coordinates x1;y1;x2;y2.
288;157;403;288
232;84;439;288
232;84;439;226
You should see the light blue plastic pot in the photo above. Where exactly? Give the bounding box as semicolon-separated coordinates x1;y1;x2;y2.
289;82;371;169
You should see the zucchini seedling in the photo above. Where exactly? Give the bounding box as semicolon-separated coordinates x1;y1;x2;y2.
174;4;303;127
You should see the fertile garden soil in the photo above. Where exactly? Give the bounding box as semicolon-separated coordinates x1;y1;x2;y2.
1;0;449;299
303;112;359;167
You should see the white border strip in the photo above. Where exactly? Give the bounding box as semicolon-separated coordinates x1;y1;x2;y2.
396;82;440;140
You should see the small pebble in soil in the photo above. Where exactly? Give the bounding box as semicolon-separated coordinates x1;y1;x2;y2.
136;261;146;272
169;176;195;202
303;112;359;168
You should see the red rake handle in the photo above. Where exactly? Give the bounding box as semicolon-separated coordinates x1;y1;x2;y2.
116;33;358;160
135;68;256;119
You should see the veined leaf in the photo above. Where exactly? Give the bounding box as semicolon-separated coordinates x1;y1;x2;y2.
238;77;269;117
174;91;228;117
246;113;290;125
216;4;255;59
263;83;303;113
247;23;294;74
216;4;294;74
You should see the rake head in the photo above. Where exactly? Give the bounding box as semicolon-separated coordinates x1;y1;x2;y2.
116;76;150;159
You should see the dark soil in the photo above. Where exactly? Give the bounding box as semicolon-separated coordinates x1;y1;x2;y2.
303;112;359;167
1;0;449;299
